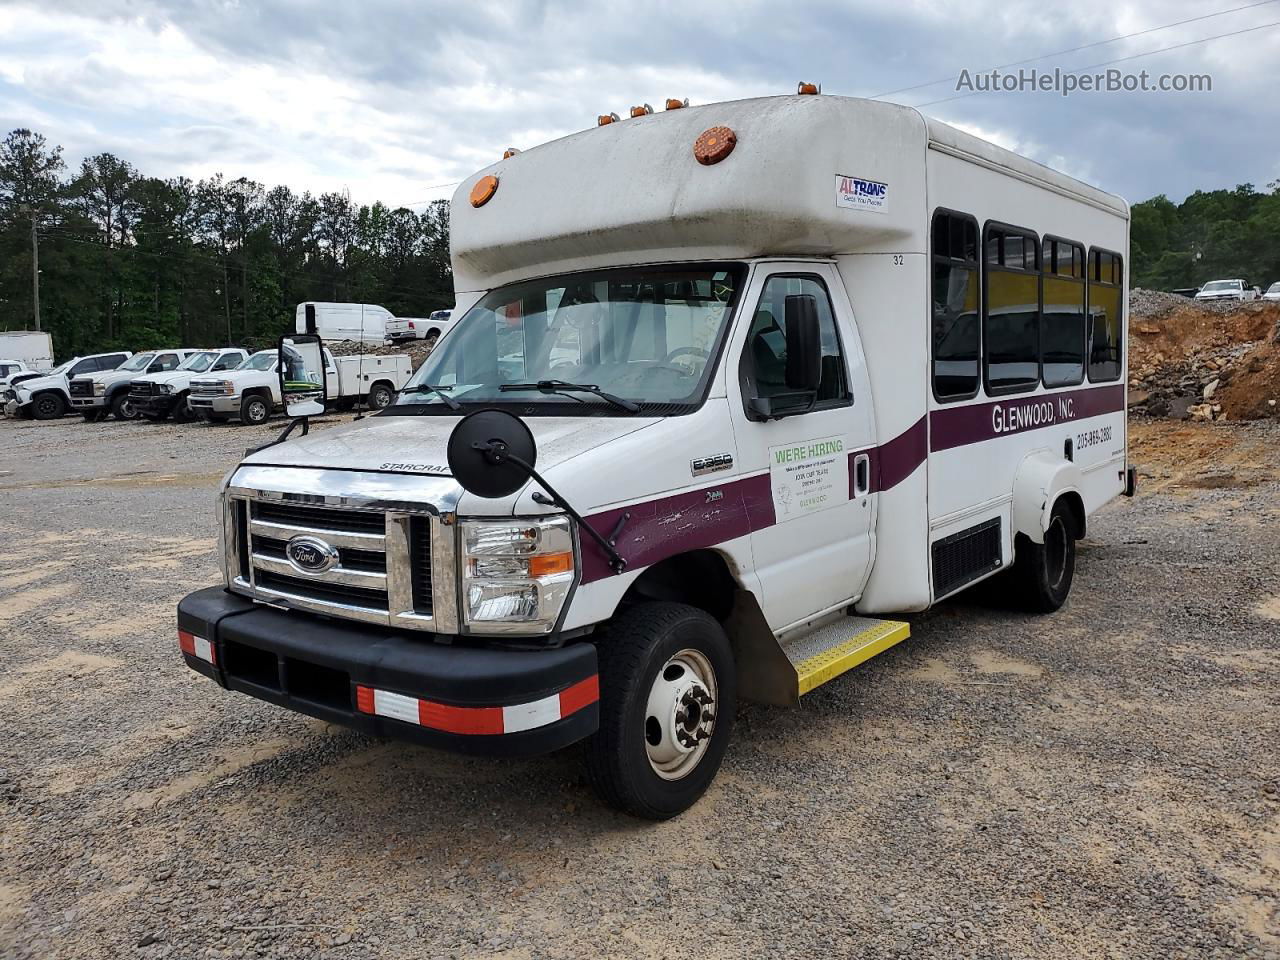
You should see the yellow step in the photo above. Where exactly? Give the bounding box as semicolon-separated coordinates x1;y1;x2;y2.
781;616;912;696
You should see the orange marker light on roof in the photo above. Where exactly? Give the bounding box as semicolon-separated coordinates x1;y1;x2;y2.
598;112;621;126
469;175;499;208
502;147;521;159
797;81;821;95
665;98;689;110
693;126;736;165
629;103;654;118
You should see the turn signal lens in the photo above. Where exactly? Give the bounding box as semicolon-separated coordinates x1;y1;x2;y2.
629;103;653;118
529;552;574;578
502;147;521;159
598;112;621;126
665;98;689;110
797;81;821;95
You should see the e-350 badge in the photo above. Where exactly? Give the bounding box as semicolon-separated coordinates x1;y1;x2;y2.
691;453;733;477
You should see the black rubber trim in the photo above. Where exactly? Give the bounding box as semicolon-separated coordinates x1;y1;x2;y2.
176;586;599;757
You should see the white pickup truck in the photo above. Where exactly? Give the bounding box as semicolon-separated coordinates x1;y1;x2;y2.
129;348;250;422
70;349;203;421
187;348;411;424
1194;279;1258;302
4;351;133;420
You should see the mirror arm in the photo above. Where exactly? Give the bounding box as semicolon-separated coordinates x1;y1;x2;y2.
245;415;309;457
475;441;627;574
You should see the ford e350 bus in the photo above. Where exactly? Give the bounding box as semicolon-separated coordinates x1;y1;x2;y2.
178;91;1132;819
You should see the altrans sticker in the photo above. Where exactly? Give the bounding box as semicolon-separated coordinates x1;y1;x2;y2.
835;175;889;214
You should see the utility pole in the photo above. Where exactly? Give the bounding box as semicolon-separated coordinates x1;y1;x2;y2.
19;204;41;331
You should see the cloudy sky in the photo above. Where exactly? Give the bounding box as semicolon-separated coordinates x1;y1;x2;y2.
1;0;1277;211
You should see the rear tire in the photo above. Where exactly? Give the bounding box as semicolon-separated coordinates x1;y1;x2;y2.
368;382;394;409
31;392;66;420
1012;502;1076;613
240;395;270;425
584;602;736;820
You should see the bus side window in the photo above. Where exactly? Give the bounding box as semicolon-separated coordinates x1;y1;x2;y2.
1042;237;1086;387
1087;249;1124;382
983;223;1041;395
931;210;980;401
745;274;849;409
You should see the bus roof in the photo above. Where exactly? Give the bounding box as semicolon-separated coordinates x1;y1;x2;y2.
450;94;1126;293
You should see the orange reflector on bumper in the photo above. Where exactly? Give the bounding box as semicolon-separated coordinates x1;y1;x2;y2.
354;675;599;736
178;629;215;665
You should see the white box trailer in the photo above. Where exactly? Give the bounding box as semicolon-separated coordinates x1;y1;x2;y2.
178;93;1130;818
0;331;54;371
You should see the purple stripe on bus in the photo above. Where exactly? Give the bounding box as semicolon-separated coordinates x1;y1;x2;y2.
580;473;771;585
929;384;1124;452
579;385;1124;582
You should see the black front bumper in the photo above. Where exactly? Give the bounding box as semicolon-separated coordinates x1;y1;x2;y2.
177;587;599;756
132;393;179;416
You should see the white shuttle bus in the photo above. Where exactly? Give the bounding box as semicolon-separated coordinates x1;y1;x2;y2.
178;93;1131;819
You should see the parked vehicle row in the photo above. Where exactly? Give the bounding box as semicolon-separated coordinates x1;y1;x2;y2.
296;301;457;345
3;344;413;425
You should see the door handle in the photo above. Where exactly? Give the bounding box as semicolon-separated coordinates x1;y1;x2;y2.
853;453;871;497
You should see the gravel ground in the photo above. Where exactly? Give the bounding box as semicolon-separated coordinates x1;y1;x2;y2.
1;413;1277;960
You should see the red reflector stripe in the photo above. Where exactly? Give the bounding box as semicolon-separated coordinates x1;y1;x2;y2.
419;700;504;735
179;629;215;664
559;675;600;716
178;630;196;657
353;675;600;735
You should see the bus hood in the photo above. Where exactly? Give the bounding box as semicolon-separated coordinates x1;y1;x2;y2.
241;413;662;477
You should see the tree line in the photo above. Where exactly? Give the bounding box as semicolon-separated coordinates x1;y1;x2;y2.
0;128;453;359
1131;182;1280;291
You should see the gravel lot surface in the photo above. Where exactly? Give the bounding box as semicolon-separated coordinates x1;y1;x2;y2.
1;413;1277;959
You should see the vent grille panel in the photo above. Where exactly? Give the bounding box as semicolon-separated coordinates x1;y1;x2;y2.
932;518;1002;598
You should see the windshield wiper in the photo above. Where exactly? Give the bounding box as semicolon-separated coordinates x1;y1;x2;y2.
399;383;461;410
499;379;640;413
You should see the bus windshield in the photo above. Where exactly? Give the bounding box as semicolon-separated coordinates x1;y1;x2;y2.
392;264;744;414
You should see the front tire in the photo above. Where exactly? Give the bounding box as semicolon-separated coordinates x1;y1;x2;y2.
1012;502;1077;612
240;395;270;425
110;393;138;420
584;602;736;820
31;393;66;420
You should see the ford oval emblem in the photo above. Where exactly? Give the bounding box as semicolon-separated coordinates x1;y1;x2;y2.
285;535;340;574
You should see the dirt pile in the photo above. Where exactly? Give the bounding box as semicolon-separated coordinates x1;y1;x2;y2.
326;338;437;371
1128;289;1280;421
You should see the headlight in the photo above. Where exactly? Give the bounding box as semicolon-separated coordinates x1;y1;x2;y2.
218;381;235;395
93;383;105;396
460;517;575;634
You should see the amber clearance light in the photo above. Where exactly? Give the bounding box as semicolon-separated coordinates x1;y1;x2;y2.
693;126;736;165
469;175;499;208
598;112;621;126
797;81;821;95
665;98;689;110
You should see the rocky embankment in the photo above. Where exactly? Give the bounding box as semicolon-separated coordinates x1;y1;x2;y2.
1128;289;1280;421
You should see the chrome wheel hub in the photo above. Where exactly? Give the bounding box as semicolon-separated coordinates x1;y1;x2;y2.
645;648;717;780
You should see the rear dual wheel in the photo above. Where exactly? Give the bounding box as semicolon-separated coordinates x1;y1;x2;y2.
1011;502;1077;612
585;602;736;820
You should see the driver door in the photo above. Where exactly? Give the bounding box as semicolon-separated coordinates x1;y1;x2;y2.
728;262;876;631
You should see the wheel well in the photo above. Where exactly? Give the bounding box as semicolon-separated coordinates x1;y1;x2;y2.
242;387;272;402
1052;491;1086;539
369;378;393;393
618;550;738;623
426;327;440;339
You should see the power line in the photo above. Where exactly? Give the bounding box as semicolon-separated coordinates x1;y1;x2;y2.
870;0;1280;99
912;18;1280;109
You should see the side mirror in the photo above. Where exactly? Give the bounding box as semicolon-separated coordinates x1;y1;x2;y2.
279;334;326;419
783;294;822;392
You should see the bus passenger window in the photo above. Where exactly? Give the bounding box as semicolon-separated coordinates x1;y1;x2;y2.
1087;249;1124;382
931;211;980;400
983;224;1041;394
1042;238;1086;387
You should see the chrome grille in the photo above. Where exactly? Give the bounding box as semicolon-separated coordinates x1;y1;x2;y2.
226;491;445;630
190;381;224;396
130;380;158;396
